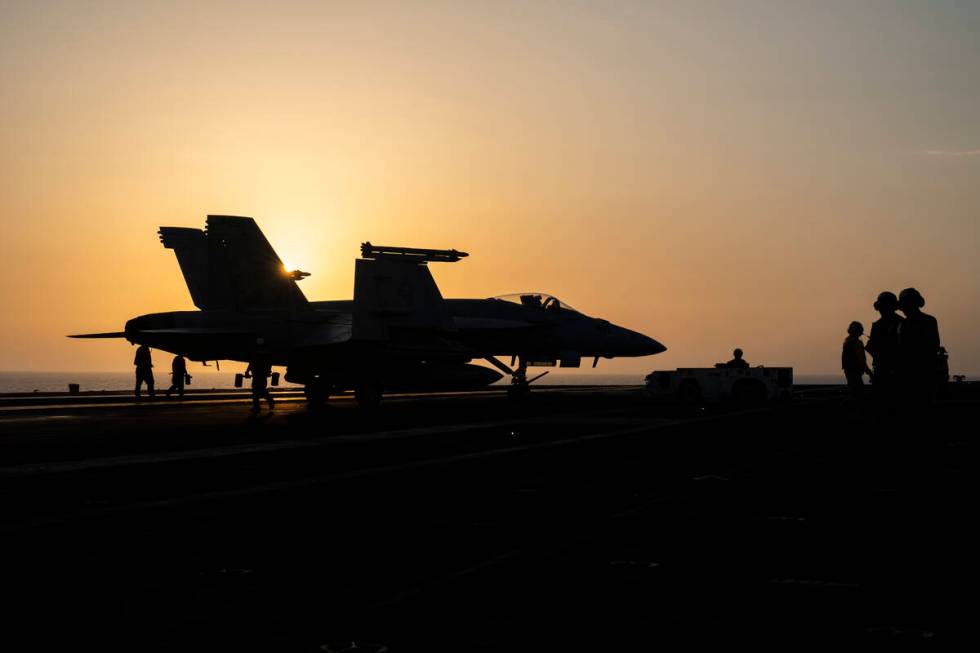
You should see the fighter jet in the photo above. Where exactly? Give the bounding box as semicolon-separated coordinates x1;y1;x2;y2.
72;216;666;407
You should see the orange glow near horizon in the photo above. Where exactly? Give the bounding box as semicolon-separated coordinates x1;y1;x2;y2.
2;2;979;376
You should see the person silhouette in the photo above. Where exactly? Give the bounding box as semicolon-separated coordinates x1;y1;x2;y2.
842;321;872;398
725;348;749;369
866;291;903;403
133;344;155;400
937;346;950;399
165;354;188;399
246;359;275;412
897;287;941;404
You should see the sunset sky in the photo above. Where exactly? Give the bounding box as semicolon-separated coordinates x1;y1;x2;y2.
2;1;978;375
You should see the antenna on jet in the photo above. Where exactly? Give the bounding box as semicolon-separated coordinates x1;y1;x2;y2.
360;242;468;263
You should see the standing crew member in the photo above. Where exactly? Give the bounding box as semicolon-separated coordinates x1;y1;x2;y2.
725;348;750;369
134;344;155;400
245;359;275;412
866;291;903;402
842;321;872;398
937;347;950;399
897;287;941;404
165;354;189;399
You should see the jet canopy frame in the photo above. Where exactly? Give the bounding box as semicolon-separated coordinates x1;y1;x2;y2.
491;293;578;313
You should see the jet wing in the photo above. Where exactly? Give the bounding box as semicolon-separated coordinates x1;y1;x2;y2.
67;332;127;338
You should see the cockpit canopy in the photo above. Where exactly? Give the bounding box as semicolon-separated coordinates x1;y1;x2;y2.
491;293;578;313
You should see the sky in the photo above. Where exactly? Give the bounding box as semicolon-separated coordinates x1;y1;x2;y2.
1;0;978;375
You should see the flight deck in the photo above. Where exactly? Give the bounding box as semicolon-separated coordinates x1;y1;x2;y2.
1;385;976;650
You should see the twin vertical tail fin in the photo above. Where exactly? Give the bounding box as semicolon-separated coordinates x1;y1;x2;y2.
159;215;308;311
158;227;209;309
352;244;463;341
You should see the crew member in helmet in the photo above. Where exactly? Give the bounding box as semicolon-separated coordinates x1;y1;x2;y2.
842;321;872;398
896;287;941;403
245;359;275;412
133;344;155;400
725;348;749;369
866;291;903;402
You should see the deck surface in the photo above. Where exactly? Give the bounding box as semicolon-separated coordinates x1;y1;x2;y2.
1;385;975;650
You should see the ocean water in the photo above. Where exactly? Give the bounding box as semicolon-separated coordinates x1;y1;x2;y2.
0;371;266;393
0;370;871;393
0;371;644;393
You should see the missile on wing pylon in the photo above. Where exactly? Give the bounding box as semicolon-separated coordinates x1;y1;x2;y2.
360;242;468;263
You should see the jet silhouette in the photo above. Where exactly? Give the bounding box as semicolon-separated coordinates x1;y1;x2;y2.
72;216;665;407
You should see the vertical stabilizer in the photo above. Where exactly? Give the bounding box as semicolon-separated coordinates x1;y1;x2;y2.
352;245;459;340
159;216;309;311
159;227;209;309
204;215;308;310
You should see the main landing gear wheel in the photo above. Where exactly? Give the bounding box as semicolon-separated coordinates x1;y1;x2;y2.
304;381;330;408
355;380;383;411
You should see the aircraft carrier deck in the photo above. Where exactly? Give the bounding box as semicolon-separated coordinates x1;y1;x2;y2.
2;384;976;650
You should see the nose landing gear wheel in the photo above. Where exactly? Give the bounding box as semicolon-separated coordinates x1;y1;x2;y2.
507;381;531;400
483;355;548;401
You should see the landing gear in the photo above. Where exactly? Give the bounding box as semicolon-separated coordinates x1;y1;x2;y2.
507;379;531;400
507;358;531;400
355;379;383;411
303;379;331;408
485;355;547;401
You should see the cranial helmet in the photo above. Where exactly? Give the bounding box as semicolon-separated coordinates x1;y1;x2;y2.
873;291;898;311
899;287;925;309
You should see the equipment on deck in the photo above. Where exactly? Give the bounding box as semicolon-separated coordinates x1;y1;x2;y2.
645;367;793;404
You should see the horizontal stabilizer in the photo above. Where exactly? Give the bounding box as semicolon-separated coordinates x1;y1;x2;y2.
68;332;127;338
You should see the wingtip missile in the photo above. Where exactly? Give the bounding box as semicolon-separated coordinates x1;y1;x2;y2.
360;242;469;263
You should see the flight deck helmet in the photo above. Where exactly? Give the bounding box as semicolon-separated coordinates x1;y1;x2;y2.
898;287;925;311
873;291;898;312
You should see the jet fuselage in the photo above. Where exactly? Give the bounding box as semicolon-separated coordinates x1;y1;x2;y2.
125;295;665;372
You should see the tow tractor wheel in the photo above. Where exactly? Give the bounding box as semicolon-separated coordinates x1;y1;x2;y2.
677;379;702;405
732;378;768;405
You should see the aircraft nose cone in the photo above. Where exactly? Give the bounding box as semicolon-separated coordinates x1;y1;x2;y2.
614;326;666;356
631;331;666;355
644;336;667;355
